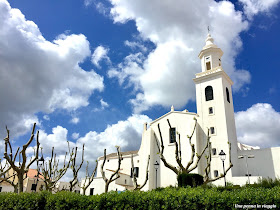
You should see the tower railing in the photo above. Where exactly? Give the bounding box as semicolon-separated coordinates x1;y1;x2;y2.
195;66;223;78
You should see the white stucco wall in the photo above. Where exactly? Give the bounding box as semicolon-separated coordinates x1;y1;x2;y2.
87;153;136;195
0;183;14;192
236;147;280;179
54;181;80;193
82;176;127;195
147;111;200;188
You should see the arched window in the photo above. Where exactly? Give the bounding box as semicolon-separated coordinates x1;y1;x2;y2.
214;170;218;177
205;86;213;101
226;87;230;103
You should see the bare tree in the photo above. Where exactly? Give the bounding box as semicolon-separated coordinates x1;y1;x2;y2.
101;146;122;193
41;147;71;191
203;140;233;184
131;154;150;190
79;160;98;195
156;118;232;184
3;123;40;193
68;143;85;192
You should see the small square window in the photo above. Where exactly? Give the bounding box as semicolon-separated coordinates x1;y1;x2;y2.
212;148;216;155
0;187;2;192
90;188;94;195
209;107;213;114
214;170;219;177
210;127;215;135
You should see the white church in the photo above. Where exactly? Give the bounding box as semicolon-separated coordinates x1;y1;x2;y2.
82;33;280;195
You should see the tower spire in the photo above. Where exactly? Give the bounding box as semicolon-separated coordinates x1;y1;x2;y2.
205;33;215;48
198;33;223;72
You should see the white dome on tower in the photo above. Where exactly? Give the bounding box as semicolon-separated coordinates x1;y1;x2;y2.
203;33;218;49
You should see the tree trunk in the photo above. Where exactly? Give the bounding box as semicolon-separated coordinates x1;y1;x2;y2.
13;184;18;193
44;180;51;192
18;172;24;193
105;183;109;193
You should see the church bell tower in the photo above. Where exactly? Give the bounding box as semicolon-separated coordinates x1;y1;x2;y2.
193;33;238;179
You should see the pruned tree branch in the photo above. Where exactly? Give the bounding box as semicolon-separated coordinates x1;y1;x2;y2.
204;142;233;184
131;154;150;190
79;160;98;195
156;123;178;174
156;118;203;176
0;159;11;178
101;146;122;193
187;127;211;173
41;146;72;191
2;123;40;193
69;143;85;192
155;117;231;186
0;168;18;192
167;119;185;171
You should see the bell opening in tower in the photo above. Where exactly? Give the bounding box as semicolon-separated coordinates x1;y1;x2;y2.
206;61;211;70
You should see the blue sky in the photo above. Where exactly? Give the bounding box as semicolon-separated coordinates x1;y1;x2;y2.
0;0;280;178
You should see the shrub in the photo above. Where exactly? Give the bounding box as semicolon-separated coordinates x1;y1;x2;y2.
0;187;279;209
216;185;241;191
177;173;204;187
251;177;280;188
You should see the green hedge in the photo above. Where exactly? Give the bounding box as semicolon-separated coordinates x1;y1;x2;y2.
0;186;279;209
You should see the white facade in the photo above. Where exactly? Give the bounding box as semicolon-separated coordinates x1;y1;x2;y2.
0;182;14;192
84;33;280;195
54;181;80;193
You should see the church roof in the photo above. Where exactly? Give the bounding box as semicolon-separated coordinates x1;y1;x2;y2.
99;150;138;160
150;109;197;126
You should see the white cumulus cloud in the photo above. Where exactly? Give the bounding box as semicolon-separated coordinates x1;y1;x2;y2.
235;103;280;148
93;98;110;112
124;40;147;52
72;132;80;140
43;115;50;121
100;99;109;109
239;0;280;18
77;114;152;162
36;114;152;180
91;45;111;68
0;0;104;137
70;117;80;124
108;0;251;113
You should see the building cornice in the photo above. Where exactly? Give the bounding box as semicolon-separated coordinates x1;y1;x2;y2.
198;46;223;59
98;151;138;160
193;67;233;85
